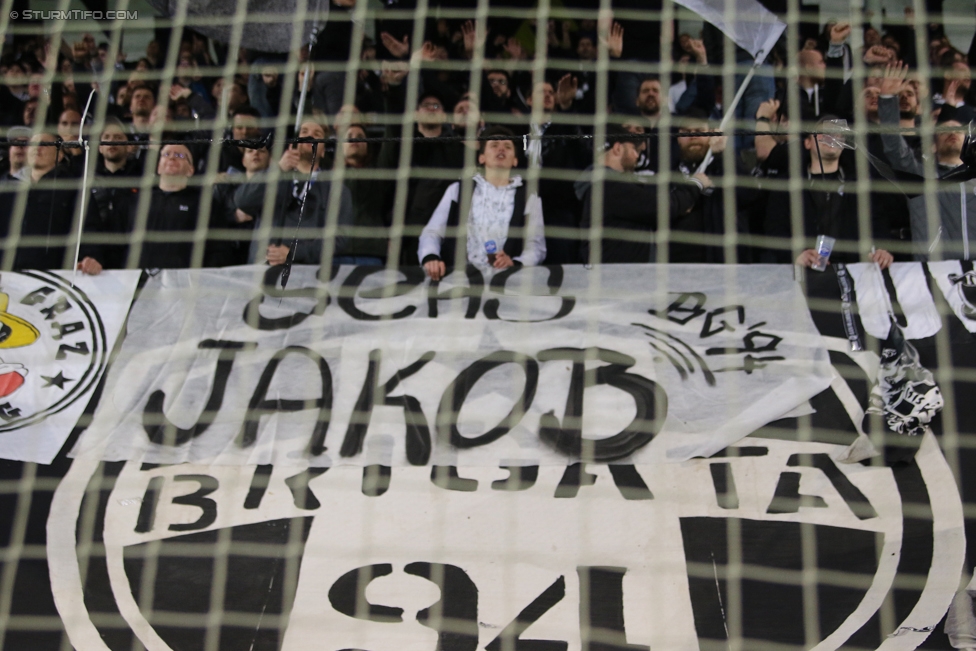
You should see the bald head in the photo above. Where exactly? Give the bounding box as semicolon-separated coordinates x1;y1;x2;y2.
798;49;826;84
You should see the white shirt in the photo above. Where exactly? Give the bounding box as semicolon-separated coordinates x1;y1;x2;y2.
418;174;546;275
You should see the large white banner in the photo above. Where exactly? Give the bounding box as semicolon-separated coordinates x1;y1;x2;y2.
73;264;833;468
0;270;139;463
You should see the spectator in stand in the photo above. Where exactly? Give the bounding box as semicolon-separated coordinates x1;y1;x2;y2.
670;109;755;263
864;26;882;50
78;118;145;271
219;107;262;174
0;62;29;126
549;21;624;118
851;83;915;258
128;85;156;137
168;76;217;122
175;54;212;103
635;76;663;126
0;132;78;270
453;92;485;144
211;141;272;267
761;116;893;268
145;40;163;69
1;127;31;181
577;124;708;264
566;30;599;115
337;123;397;265
937;52;974;112
668;38;718;118
149;103;172;132
355;38;385;114
629;76;667;174
879;63;976;261
481;69;529;116
525;77;591;264
420;125;545;279
237;118;354;266
381;60;465;266
210;77;250;118
22;98;39;128
115;84;133;118
611;0;662;115
796;47;828;121
383;32;463;111
818;22;900;124
56;109;84;176
882;6;918;68
311;0;358;116
132;143;210;268
753;98;791;167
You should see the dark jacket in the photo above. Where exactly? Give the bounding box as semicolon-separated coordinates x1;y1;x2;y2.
81;156;144;268
237;170;354;265
384;83;465;265
0;166;77;270
671;155;759;263
342;132;398;260
208;178;262;267
576;168;702;263
761;148;889;264
311;1;354;61
527;120;592;264
796;47;852;124
136;185;207;269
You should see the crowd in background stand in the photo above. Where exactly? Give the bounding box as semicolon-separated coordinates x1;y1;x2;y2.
2;0;976;275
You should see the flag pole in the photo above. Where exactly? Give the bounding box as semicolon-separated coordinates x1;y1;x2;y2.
72;87;98;285
280;0;324;293
695;59;760;175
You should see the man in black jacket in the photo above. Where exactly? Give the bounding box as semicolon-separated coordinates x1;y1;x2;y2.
577;125;708;264
236;118;354;266
135;143;208;269
0;132;78;270
671;109;760;263
381;73;465;266
79;118;144;272
524;78;591;264
761;117;893;268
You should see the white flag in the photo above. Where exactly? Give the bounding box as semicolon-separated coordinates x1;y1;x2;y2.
673;0;786;63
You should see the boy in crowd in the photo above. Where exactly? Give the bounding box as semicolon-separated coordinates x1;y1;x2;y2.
420;125;545;279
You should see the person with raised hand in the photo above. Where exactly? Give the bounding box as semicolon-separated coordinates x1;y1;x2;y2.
878;61;976;260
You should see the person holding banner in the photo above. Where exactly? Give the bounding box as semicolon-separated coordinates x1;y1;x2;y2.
77;118;144;272
0;132;77;270
134;143;207;269
419;125;545;280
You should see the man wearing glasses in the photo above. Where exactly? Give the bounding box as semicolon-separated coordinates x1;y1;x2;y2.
482;69;529;115
134;143;210;269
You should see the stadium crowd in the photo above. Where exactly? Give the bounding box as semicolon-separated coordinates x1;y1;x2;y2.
2;1;976;277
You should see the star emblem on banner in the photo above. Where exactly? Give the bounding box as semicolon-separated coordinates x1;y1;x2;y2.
41;372;74;389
